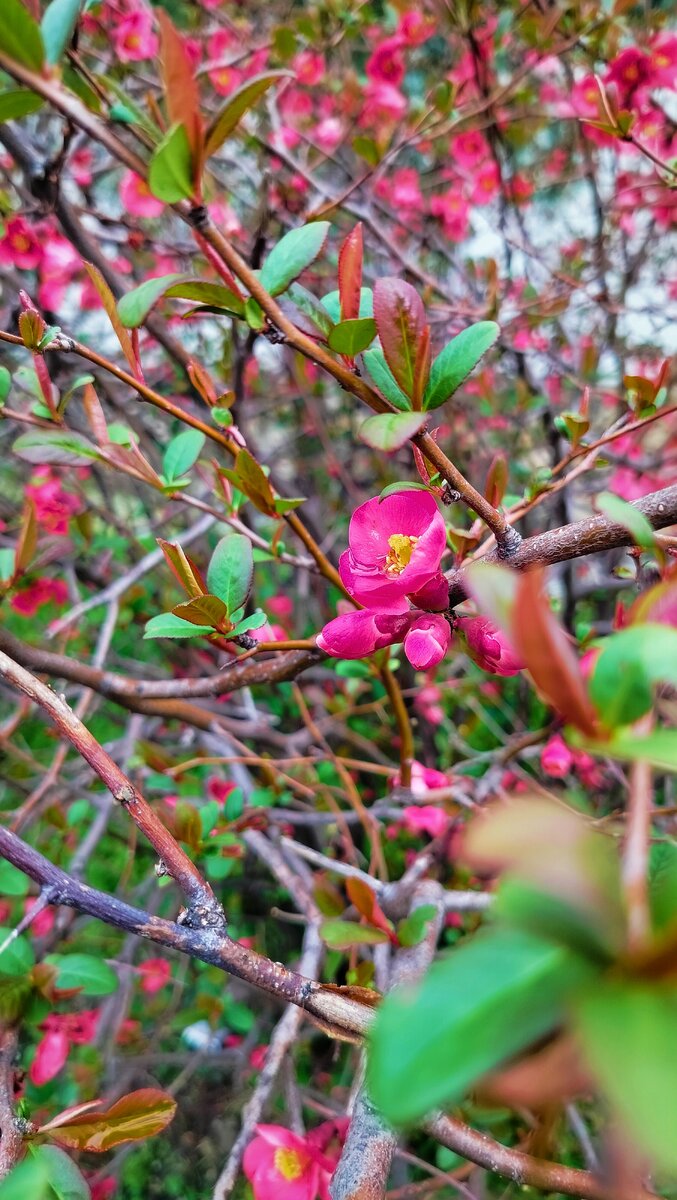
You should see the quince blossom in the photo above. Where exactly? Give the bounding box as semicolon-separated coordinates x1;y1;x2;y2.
337;492;447;610
243;1120;346;1200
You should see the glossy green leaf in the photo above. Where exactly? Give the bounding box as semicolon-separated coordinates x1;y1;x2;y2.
205;71;292;157
589;624;677;727
0;1157;50;1200
0;366;10;404
148;123;193;203
144;613;213;639
424;322;500;410
359;411;427;452
574;727;677;774
285;283;335;339
0;0;44;70
328;318;377;357
27;1145;90;1200
379;481;430;500
206;534;253;615
368;928;593;1125
321;287;373;322
575;981;677;1173
13;430;102;467
595;491;656;550
0;89;43;121
362;348;411;412
162;429;205;481
117;274;186;328
0;927;34;976
260;222;330;297
0;859;29;896
45;953;118;996
397;904;437;948
227;610;267;638
320;919;391;950
165;279;245;316
41;0;81;64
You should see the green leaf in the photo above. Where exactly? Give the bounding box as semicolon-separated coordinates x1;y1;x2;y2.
0;0;44;70
321;287;373;322
41;0;81;64
397;904;437;948
117;274;186;328
204;71;292;158
379;481;430;500
575;981;677;1173
0;89;43;121
45;953;118;996
206;534;253;615
0;366;10;405
260;222;330;297
0;548;15;583
273;496;305;514
424;322;500;410
574;728;677;774
0;860;28;896
162;429;205;481
0;975;32;1022
144;613;213;639
320;920;391;950
0;927;35;976
589;624;677;728
165;279;245;316
13;430;101;467
328;318;377;357
359;411;427;452
362;348;411;412
27;1145;90;1200
244;296;266;330
148;123;193;203
595;491;656;550
367;928;594;1125
0;1157;50;1200
285;283;335;339
227;610;267;637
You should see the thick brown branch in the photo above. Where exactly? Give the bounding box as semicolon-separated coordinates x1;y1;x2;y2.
0;1027;22;1180
448;484;677;606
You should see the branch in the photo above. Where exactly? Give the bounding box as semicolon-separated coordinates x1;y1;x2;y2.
0;1027;22;1180
0;649;223;925
448;484;677;605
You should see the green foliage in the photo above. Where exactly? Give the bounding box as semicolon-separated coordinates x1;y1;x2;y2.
117;275;186;328
260;223;331;297
161;430;205;484
41;0;81;65
204;71;292;157
0;0;44;69
44;953;118;996
359;411;427;451
361;348;411;411
0;89;43;121
589;624;677;727
148;125;193;203
144;613;212;639
423;322;500;410
206;534;253;615
595;491;656;550
368;928;593;1125
327;318;377;357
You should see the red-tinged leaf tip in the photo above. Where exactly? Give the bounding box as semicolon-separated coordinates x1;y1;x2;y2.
512;570;599;737
338;223;363;322
373;277;428;401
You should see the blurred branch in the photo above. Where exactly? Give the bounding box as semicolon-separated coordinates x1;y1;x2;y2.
0;1027;22;1180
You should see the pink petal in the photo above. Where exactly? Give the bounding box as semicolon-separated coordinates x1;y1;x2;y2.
403;614;451;670
407;572;449;611
317;609;411;659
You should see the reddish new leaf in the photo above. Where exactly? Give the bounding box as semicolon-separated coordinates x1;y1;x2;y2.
484;453;508;508
158;12;202;163
373;277;429;403
511;570;599;736
40;1088;177;1152
338;222;363;322
14;498;37;574
157;539;207;598
346;877;397;943
83;264;139;378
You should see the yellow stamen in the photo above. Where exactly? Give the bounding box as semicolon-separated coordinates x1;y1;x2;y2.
274;1148;306;1181
385;533;417;575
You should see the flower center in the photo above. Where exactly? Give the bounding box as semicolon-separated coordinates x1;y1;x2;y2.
274;1148;307;1181
385;533;417;575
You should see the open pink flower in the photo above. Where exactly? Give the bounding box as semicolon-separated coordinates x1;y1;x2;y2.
402;805;449;838
119;172;164;219
243;1121;346;1200
455;616;524;676
114;8;158;62
338;492;446;610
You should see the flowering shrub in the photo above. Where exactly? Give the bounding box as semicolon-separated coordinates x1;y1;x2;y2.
0;0;675;1198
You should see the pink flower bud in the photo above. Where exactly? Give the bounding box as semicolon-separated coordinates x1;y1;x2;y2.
456;616;524;676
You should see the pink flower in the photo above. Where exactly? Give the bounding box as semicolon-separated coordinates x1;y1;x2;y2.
0;216;43;270
470;161;500;205
540;734;574;778
137;958;171;995
403;613;451;670
11;578;68;616
649;35;677;87
430;192;470;239
397;11;435;45
317;608;412;659
249;1044;268;1071
452;130;488;168
393;761;449;795
207;31;242;96
366;37;406;86
208;778;238;805
315;118;344;153
362;82;407;124
455;616;524;676
338;492;447;610
26;471;82;535
294;51;325;86
243;1122;346;1200
119;172;164;219
114;8;158;62
605;47;652;103
414;685;444;726
402;805;448;838
30;1010;99;1086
